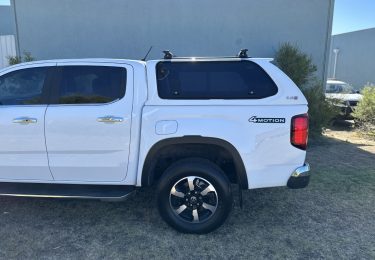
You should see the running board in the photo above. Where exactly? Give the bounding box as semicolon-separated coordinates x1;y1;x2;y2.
0;182;135;201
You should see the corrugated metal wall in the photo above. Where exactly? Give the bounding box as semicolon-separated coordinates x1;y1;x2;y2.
0;35;16;69
328;28;375;88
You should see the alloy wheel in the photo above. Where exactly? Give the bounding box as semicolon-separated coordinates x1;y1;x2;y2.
169;176;218;223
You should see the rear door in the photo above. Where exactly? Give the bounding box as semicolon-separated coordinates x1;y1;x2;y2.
45;62;133;182
0;63;55;180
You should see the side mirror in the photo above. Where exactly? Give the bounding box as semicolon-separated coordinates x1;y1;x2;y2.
356;90;360;94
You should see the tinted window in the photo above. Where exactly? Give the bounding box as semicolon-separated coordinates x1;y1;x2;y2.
57;66;126;104
325;84;353;94
156;61;278;99
0;67;48;105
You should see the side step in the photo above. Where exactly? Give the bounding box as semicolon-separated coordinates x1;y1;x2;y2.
0;182;135;201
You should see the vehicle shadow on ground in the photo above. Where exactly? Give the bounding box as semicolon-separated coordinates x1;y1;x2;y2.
0;136;374;259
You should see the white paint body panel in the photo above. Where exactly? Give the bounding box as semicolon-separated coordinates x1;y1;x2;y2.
0;58;308;189
0;62;55;181
155;120;178;135
45;61;134;182
135;58;308;188
0;105;52;180
138;105;307;188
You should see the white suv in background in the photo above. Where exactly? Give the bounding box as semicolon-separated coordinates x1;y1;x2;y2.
325;79;362;119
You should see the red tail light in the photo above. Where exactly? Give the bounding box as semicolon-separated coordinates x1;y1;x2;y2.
291;114;309;150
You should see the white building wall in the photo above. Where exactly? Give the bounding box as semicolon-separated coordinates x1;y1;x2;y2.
12;0;334;82
328;28;375;89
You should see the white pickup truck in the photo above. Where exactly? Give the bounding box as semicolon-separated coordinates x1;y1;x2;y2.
0;51;310;233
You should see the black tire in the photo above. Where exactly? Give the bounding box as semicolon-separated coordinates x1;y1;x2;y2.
157;158;232;234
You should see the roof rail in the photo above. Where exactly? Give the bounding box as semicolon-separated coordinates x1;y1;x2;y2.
161;49;250;59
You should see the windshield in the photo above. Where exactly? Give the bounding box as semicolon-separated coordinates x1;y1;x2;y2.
325;83;354;94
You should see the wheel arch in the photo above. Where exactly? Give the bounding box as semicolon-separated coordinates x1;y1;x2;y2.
141;136;248;189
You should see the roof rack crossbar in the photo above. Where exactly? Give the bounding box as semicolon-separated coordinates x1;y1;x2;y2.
163;50;173;59
164;56;241;59
161;49;250;60
238;49;248;58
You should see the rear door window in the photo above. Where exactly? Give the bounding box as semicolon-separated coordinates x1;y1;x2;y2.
156;61;278;99
54;66;126;104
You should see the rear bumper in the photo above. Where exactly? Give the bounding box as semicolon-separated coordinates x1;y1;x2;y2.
287;163;310;189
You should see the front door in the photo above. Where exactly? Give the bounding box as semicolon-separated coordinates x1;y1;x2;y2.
0;64;54;180
45;62;133;182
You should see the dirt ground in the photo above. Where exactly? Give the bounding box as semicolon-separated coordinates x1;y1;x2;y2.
325;126;375;154
0;129;374;259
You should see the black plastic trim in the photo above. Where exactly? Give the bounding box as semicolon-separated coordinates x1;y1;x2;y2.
0;182;135;200
287;175;310;189
141;136;249;189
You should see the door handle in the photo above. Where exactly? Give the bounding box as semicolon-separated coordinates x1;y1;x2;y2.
97;116;124;123
13;117;37;124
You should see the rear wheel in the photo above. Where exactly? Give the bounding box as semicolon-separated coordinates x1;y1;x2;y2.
157;158;232;233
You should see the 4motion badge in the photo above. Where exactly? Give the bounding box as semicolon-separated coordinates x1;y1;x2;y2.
248;116;286;123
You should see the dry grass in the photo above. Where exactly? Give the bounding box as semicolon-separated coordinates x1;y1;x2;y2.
0;130;374;259
324;128;375;154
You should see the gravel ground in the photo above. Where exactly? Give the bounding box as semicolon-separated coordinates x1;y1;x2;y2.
0;131;374;259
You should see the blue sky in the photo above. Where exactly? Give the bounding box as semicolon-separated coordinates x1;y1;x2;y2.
1;0;374;35
0;0;9;5
332;0;375;35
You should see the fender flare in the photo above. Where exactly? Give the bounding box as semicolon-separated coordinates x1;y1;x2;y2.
141;136;248;189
